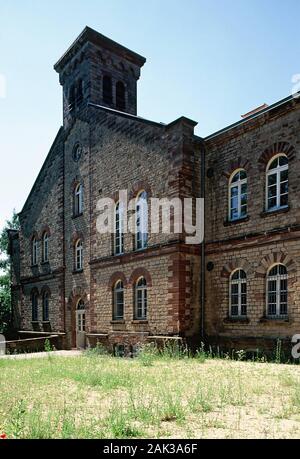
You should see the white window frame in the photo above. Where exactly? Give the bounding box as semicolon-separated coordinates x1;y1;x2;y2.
74;183;83;216
75;239;83;271
266;264;288;318
135;191;148;250
115;202;124;255
42;233;49;263
135;277;147;320
228;169;248;221
266;154;288;212
32;237;38;265
229;269;247;317
113;280;124;320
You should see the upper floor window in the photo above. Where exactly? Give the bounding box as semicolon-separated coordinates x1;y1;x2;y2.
103;75;113;104
229;169;247;221
136;191;148;250
135;277;147;320
42;232;49;263
116;81;126;110
75;239;83;271
266;155;288;211
229;269;247;317
42;291;49;322
31;291;38;322
32;237;38;265
113;280;124;320
267;264;288;318
74;183;83;216
115;202;124;255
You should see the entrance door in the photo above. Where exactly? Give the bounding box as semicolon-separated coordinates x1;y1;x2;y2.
76;300;86;349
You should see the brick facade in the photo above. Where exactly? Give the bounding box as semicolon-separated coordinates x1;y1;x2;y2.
9;27;300;354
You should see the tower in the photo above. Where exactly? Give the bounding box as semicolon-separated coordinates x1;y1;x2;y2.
54;26;146;127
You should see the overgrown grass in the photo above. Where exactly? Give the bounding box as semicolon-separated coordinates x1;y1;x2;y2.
1;348;300;438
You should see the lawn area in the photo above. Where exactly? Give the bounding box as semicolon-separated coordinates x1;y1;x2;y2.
1;352;300;439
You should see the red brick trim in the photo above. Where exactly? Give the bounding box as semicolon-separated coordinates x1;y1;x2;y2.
258;142;296;170
68;287;89;309
71;177;82;192
30;287;39;297
40;225;51;238
222;157;251;179
40;285;51;297
108;272;127;290
256;251;297;277
31;231;39;241
128;267;152;286
71;231;84;246
221;259;253;278
129;181;152;200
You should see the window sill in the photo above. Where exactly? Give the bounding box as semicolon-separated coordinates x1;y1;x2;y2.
31;264;38;269
132;320;148;324
72;213;83;219
224;317;250;324
224;216;249;227
110;320;125;324
41;261;50;266
31;321;39;324
42;321;50;324
260;206;289;218
72;269;83;274
260;316;289;323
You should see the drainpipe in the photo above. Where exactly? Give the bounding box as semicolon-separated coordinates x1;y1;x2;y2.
200;142;206;340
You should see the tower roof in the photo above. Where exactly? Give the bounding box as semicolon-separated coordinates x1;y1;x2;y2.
54;26;146;73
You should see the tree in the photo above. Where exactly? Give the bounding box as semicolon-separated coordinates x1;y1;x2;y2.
0;211;20;333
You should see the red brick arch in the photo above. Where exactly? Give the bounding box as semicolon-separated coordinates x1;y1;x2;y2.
107;272;127;290
258;142;296;171
128;268;152;287
40;285;51;297
221;258;253;278
129;181;152;200
70;231;84;247
68;287;89;309
40;225;51;238
222;157;251;179
256;252;297;279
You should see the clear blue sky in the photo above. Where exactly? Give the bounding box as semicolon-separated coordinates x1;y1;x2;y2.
1;0;300;229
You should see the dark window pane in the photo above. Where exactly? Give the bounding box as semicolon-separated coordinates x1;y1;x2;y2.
279;156;288;166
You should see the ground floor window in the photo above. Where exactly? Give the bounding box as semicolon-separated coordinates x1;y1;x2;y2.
267;264;288;318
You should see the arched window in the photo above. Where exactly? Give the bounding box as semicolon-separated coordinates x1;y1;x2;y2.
267;264;288;318
135;277;147;320
230;269;247;317
136;191;148;250
74;183;83;216
113;280;124;320
229;170;247;221
103;75;113;104
42;291;49;322
115;202;124;255
266;155;288;211
31;291;38;322
75;239;83;271
32;237;38;265
42;232;49;263
116;81;126;110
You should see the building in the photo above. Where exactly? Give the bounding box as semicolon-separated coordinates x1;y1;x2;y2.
9;26;300;354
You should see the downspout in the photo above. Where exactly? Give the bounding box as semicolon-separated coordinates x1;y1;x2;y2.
200;142;206;340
